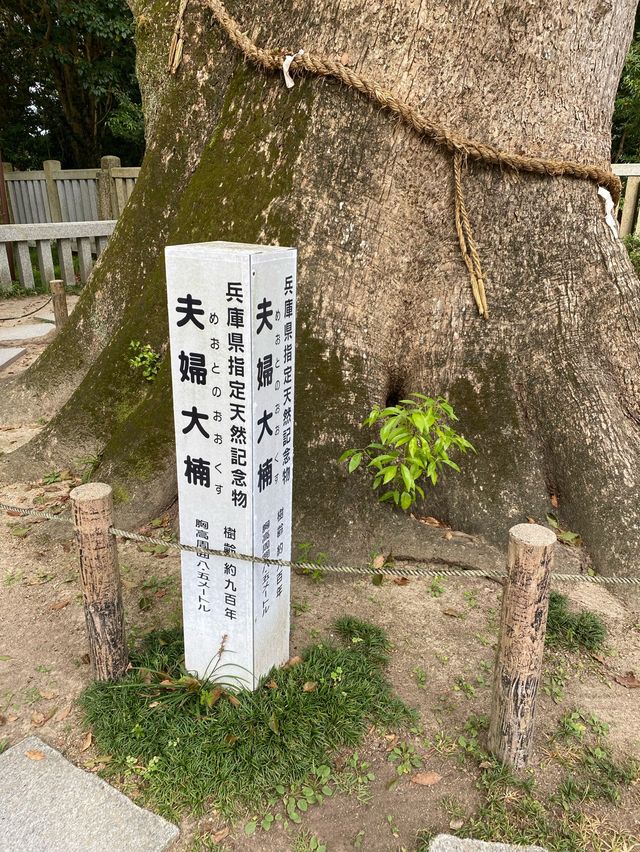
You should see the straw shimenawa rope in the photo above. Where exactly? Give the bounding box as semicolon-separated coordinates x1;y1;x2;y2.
168;0;621;318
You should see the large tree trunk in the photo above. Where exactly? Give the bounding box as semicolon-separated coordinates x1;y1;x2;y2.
2;0;639;574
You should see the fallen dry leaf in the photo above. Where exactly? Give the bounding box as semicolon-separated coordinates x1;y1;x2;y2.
443;531;453;540
25;749;45;761
6;714;18;723
265;679;278;690
212;828;230;843
50;599;71;611
421;516;447;527
590;651;607;665
283;655;303;669
81;653;90;665
40;690;57;700
393;577;409;586
550;494;559;508
148;701;160;709
411;771;442;786
450;818;464;831
227;693;241;707
81;732;93;751
372;553;386;570
442;607;464;618
339;52;351;66
56;705;72;722
0;714;6;725
302;681;317;692
614;671;640;689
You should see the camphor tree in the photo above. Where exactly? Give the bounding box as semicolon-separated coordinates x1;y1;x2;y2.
1;0;639;574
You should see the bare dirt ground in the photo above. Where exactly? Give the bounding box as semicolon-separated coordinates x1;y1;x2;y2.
1;298;639;851
0;472;639;851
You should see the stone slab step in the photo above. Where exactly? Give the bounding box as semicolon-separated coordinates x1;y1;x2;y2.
0;347;26;371
0;736;179;851
429;835;547;851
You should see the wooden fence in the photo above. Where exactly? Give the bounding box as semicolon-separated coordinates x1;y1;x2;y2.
2;157;139;226
613;164;640;237
0;220;116;291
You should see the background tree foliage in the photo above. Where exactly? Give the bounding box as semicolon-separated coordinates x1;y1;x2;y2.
0;0;144;169
613;8;640;162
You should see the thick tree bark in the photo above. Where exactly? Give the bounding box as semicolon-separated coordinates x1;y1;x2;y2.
1;0;638;574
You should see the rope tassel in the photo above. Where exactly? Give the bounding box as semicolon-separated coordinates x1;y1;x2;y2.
454;152;489;318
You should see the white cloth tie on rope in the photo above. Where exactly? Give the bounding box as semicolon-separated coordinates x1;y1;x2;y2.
598;186;619;238
282;49;304;89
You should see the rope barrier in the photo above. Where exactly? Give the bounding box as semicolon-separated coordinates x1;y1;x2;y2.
3;499;640;585
0;297;53;323
168;0;622;318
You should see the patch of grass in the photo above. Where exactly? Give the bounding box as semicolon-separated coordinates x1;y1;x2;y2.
80;619;413;819
419;711;639;851
546;591;606;651
0;738;9;754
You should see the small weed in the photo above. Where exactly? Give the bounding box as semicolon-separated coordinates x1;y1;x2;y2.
35;664;51;674
435;652;449;666
388;741;423;775
463;590;477;609
542;661;568;704
42;470;62;484
295;543;327;583
23;687;42;705
454;677;476;699
429;576;445;597
386;814;400;838
3;571;23;588
412;666;427;689
292;831;327;852
334;751;376;804
427;730;457;755
129;341;161;382
292;599;311;615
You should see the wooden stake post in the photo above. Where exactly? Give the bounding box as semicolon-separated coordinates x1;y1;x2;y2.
70;483;127;681
488;523;556;769
50;279;68;329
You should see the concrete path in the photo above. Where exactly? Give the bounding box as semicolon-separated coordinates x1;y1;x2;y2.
430;835;547;851
0;737;179;851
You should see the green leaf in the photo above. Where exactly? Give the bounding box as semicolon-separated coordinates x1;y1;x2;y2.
411;411;426;431
382;465;397;484
400;464;413;492
338;449;355;463
348;453;363;473
400;491;412;510
268;714;280;735
244;820;257;836
297;798;308;811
